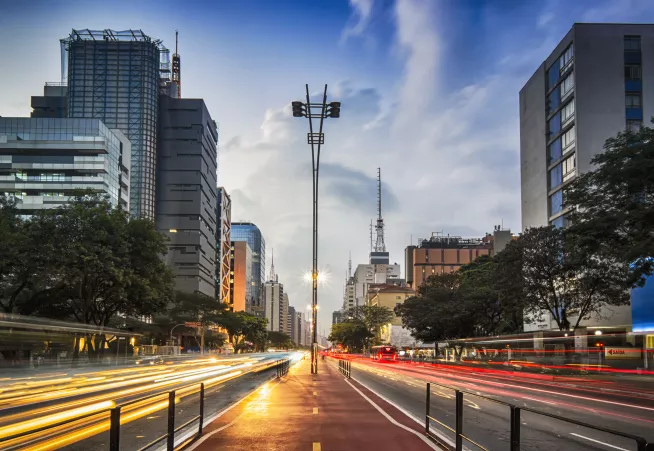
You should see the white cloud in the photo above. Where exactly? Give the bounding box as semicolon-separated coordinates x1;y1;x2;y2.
221;0;523;330
340;0;374;44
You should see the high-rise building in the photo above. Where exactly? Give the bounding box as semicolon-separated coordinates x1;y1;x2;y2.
288;305;297;344
216;187;231;303
520;23;654;230
405;228;513;289
332;311;343;326
281;293;289;335
0;118;130;214
263;280;284;332
296;311;304;346
231;222;265;315
520;23;651;331
230;241;252;312
63;29;169;219
343;278;356;312
156;96;218;297
30;83;67;118
350;262;401;309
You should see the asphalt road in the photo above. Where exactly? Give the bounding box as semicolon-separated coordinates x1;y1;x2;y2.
347;358;654;451
0;352;302;450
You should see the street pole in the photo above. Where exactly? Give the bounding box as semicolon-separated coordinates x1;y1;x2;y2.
292;85;340;374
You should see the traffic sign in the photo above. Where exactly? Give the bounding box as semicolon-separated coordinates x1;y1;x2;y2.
184;322;202;328
604;346;639;359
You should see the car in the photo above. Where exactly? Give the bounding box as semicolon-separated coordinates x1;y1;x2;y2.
135;355;164;365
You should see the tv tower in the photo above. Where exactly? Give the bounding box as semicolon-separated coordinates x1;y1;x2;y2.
172;30;181;98
374;168;386;252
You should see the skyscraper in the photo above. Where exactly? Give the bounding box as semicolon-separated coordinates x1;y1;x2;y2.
520;23;654;230
519;23;652;331
263;280;283;332
156;95;218;297
230;241;252;312
63;29;169;219
216;187;232;303
231;222;265;315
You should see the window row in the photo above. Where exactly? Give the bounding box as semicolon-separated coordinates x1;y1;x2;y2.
624;36;641;51
549;153;576;190
548;125;575;163
547;72;574;115
547;44;574;89
548;100;575;137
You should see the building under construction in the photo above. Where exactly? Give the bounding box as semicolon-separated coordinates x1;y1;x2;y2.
61;29;171;219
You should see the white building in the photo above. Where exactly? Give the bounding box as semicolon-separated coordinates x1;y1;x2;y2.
263;280;284;332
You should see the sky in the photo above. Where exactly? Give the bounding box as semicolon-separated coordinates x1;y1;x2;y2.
2;0;654;334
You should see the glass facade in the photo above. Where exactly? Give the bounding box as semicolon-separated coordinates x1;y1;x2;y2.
0;118;130;215
231;222;266;312
64;30;162;219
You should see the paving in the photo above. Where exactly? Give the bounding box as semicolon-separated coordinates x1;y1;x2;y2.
188;356;439;451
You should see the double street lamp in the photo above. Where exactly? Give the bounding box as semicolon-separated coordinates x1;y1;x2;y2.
292;84;341;374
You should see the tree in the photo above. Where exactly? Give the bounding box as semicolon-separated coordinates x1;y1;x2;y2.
565;122;654;286
344;305;394;348
328;320;371;353
216;311;268;353
168;291;228;350
267;331;293;349
24;193;175;359
493;241;526;333
519;226;630;331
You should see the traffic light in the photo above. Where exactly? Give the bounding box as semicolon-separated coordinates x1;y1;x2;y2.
326;101;341;118
292;101;306;118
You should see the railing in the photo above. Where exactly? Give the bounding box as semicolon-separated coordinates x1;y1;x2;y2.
339;359;351;378
424;381;654;451
0;358;291;451
277;358;290;377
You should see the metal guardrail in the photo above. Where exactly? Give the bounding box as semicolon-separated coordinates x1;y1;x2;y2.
276;359;290;378
339;359;351;378
424;381;654;451
0;358;290;451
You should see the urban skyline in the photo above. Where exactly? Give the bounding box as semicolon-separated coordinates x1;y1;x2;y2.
3;0;654;330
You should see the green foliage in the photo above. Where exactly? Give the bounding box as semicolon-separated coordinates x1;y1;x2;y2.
267;331;293;349
0;192;175;327
565;122;654;286
344;304;394;347
216;311;268;353
519;226;630;331
328;320;371;352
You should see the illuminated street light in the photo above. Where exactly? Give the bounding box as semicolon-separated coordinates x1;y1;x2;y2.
291;85;341;375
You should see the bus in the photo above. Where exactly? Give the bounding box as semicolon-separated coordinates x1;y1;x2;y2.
370;345;398;362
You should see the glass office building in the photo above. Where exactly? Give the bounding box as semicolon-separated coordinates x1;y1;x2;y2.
0;118;131;215
231;222;266;314
63;29;168;219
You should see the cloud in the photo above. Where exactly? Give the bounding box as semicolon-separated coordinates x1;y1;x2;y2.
340;0;374;44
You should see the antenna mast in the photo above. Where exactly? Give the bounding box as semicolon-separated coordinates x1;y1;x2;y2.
269;248;277;282
348;251;352;279
374;168;386;252
172;30;181;98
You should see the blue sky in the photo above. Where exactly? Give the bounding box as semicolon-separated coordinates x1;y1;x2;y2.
2;0;654;332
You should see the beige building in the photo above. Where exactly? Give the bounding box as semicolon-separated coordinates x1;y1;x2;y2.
230;241;251;312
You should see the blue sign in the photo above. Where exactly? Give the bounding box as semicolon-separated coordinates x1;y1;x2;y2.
632;273;654;333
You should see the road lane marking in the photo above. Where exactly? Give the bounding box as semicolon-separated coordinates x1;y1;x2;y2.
313;443;321;451
343;378;443;450
570;433;629;451
313;407;318;414
523;397;556;405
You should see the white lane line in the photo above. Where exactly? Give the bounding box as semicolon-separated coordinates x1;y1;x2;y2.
523;397;556;405
570;433;630;451
343;378;441;450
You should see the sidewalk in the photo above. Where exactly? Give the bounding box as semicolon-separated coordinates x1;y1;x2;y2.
188;357;439;451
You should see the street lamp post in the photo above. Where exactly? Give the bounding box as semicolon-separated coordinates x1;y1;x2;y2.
292;85;341;374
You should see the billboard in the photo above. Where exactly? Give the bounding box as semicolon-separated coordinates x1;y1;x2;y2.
631;272;654;333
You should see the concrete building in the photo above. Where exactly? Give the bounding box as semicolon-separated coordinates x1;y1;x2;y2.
368;285;417;347
288;305;297;344
231;222;265;315
405;228;512;289
0;118;130;214
215;187;231;304
350;262;402;310
343;279;356;312
295;311;304;346
156;96;218;297
263;280;284;332
520;23;653;331
30;83;67;118
63;29;167;219
230;241;252;312
332;311;343;326
281;293;290;335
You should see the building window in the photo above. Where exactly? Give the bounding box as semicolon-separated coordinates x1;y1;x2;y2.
550;189;563;216
626;94;641;108
562;154;576;182
559;45;574;72
550;164;563;190
561;100;575;125
548;138;562;163
561;126;576;152
547;87;561;115
624;36;641;51
547;60;560;90
560;72;574;99
551;216;565;229
548;112;561;137
625;65;642;80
